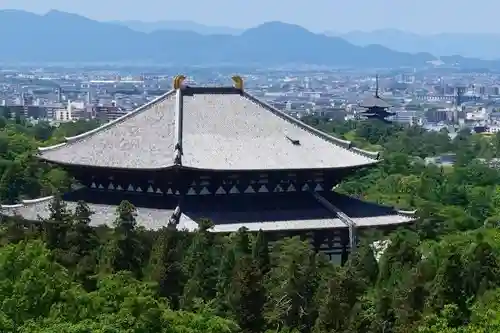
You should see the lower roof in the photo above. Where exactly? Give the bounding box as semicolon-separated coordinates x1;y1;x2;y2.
0;191;415;233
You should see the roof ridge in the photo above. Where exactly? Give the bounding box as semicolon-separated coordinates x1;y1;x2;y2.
39;90;176;152
173;89;183;165
242;91;380;160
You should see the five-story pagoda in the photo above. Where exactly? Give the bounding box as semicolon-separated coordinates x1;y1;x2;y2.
1;75;414;260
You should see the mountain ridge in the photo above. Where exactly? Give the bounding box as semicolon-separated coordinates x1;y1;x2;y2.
0;9;497;68
110;19;243;35
325;29;500;60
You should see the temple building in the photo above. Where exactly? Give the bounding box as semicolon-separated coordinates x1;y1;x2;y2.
359;75;395;122
1;75;415;261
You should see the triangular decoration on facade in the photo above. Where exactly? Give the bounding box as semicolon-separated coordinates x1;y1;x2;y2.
215;186;227;195
116;185;123;191
199;187;211;195
90;182;97;188
147;185;154;193
98;184;104;189
187;187;197;195
302;184;310;191
108;183;115;190
273;184;284;192
191;180;197;186
136;186;143;192
258;185;269;193
314;184;324;191
156;188;163;194
175;190;180;195
127;184;134;191
229;186;240;194
287;184;296;192
166;188;173;195
244;185;256;193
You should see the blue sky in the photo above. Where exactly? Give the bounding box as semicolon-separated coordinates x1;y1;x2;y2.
0;0;497;34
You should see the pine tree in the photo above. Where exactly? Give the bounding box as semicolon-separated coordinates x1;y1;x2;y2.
215;238;236;315
314;269;351;333
266;237;318;332
252;229;270;276
102;200;143;278
181;219;218;309
42;193;73;251
0;162;23;204
346;240;379;291
66;201;99;289
233;227;252;256
0;214;26;245
69;201;98;256
146;226;183;309
229;256;266;333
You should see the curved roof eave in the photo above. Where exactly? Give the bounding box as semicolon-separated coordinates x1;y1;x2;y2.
178;159;381;173
1;195;54;209
35;155;178;171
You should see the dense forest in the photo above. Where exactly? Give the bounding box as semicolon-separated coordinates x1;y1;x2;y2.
2;113;500;332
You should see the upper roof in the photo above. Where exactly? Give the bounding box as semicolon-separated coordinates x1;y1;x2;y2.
39;76;380;171
359;95;391;109
359;75;391;109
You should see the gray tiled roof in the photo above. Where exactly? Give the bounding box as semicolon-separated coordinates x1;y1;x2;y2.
38;86;380;171
39;91;178;169
0;197;197;231
182;93;377;170
0;191;415;233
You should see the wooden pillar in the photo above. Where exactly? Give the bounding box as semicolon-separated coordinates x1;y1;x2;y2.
312;230;325;253
340;229;350;266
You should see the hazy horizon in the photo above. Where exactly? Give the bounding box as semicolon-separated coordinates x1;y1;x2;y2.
0;0;498;34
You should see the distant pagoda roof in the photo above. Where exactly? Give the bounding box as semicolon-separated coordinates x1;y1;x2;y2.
359;95;391;109
358;74;391;109
38;75;380;171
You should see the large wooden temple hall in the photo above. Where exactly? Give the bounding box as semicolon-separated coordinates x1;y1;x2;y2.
0;75;415;258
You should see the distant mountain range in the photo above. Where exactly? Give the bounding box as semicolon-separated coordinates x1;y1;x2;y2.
0;9;499;68
110;19;243;35
325;29;500;60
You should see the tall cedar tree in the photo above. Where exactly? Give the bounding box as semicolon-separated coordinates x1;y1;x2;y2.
42;193;73;251
229;256;266;333
181;219;218;309
146;224;183;309
215;238;236;316
216;227;253;316
103;200;143;278
314;268;352;333
266;237;318;332
67;200;99;289
252;229;270;276
0;162;23;204
68;200;98;257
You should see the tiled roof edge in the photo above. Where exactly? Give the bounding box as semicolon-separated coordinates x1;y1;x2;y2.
38;90;176;152
1;196;54;209
242;92;380;161
396;209;417;217
351;147;381;160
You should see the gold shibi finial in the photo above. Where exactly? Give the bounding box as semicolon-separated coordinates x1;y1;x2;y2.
231;75;244;90
173;75;186;89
